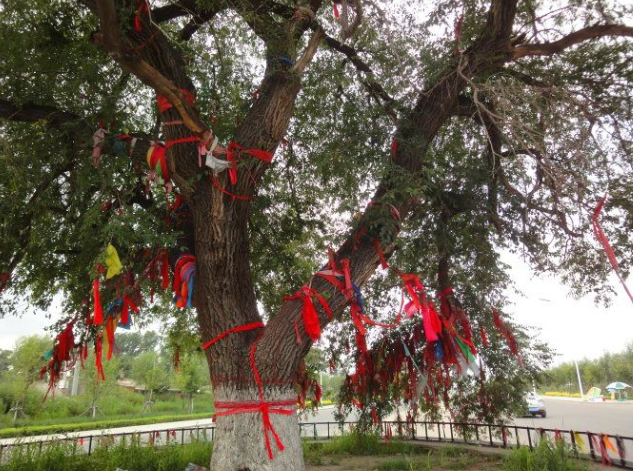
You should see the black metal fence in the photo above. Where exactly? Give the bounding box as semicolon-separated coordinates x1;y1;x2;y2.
1;420;631;469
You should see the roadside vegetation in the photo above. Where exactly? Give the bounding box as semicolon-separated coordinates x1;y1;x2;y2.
541;341;633;398
0;432;594;471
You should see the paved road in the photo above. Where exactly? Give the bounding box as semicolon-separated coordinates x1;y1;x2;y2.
512;398;633;436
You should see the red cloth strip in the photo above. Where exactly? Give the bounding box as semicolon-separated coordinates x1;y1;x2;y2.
156;89;195;113
226;141;274;185
106;317;115;360
214;399;296;460
148;144;169;181
210;175;253;200
373;240;389;269
134;0;149;32
165;136;199;148
592;194;633;304
93;278;103;325
284;286;333;342
201;322;264;351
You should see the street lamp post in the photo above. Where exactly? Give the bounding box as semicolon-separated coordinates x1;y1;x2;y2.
574;359;584;398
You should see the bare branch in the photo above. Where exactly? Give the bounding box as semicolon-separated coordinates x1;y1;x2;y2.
511;24;633;60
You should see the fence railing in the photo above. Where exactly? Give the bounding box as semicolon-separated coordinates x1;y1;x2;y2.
1;420;631;469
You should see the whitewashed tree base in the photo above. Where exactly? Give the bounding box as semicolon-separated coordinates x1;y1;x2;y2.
210;386;305;471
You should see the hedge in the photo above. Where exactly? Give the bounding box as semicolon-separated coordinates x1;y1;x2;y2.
0;413;212;439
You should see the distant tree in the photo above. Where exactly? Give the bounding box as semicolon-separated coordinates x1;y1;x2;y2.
173;352;209;414
115;331;162;356
131;351;168;410
3;335;51;421
0;349;10;373
81;351;120;418
115;331;162;378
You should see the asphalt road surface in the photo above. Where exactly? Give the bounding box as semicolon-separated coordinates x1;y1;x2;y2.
511;398;633;436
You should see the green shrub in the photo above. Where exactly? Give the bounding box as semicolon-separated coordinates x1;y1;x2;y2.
503;439;593;471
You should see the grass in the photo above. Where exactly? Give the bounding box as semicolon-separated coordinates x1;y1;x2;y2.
0;413;211;439
0;437;212;471
0;431;594;471
502;439;594;471
375;445;501;470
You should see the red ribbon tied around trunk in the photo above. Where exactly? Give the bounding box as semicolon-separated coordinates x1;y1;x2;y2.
283;286;333;342
212;327;296;460
226;141;273;185
592;194;633;304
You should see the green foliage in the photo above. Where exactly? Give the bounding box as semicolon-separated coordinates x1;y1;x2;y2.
502;440;592;471
130;351;169;393
0;436;212;471
1;335;52;403
0;349;10;373
541;342;633;394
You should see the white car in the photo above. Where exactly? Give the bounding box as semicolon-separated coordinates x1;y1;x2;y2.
526;393;547;418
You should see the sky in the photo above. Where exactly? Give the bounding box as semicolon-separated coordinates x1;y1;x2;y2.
1;253;631;367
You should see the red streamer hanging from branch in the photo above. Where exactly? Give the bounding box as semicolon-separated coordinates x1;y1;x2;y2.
283;286;332;342
592;194;633;304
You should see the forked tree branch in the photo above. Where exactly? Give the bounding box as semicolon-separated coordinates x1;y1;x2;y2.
511;24;633;60
93;0;208;134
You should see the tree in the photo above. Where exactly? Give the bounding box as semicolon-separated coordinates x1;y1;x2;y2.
2;335;51;421
173;351;209;414
81;350;121;418
0;349;10;373
115;331;162;377
1;0;633;469
130;350;168;409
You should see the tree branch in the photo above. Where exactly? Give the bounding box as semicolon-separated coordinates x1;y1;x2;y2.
0;99;83;128
511;24;633;60
93;0;207;134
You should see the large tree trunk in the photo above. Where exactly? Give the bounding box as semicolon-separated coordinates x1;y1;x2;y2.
210;386;304;471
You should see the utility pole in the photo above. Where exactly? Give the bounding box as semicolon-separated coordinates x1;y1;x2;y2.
574;359;584;398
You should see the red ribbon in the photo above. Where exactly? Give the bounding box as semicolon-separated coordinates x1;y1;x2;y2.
209;175;253;201
201;322;264;351
134;0;149;32
156;89;195;113
226;141;273;186
592;194;633;304
95;332;105;381
333;2;340;19
373;240;389;269
283;286;333;342
160;251;170;290
213;327;296;460
148;144;169;181
480;326;488;346
390;138;398;159
106;317;116;360
214;399;296;460
165;136;200;148
93;278;103;325
120;295;139;326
